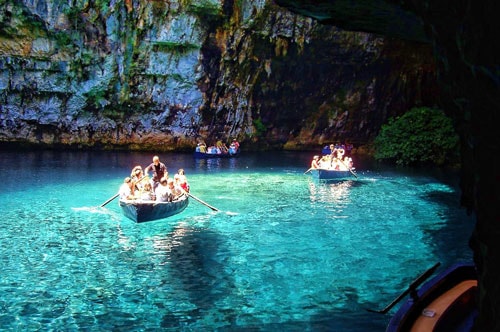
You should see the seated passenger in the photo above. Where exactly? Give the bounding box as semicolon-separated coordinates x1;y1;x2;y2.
119;177;136;200
318;156;330;169
344;156;354;169
131;165;147;191
330;157;340;170
215;139;228;154
176;169;190;192
139;182;155;201
167;178;183;200
337;158;348;171
337;147;345;159
229;140;239;155
199;142;207;153
311;155;320;169
155;177;172;202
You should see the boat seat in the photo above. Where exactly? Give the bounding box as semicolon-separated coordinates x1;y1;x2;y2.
410;280;477;332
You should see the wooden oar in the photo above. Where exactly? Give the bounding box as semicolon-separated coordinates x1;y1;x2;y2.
366;262;441;314
100;193;119;207
339;159;358;178
100;175;149;208
304;168;313;174
185;191;220;212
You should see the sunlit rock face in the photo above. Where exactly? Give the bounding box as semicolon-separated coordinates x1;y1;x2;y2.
0;0;439;151
274;1;500;331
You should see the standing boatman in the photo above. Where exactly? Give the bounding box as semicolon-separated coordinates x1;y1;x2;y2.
144;155;168;190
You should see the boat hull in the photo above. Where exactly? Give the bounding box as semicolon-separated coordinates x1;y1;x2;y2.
310;168;354;181
119;195;189;223
386;263;478;332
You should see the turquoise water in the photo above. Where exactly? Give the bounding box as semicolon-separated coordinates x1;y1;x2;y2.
0;150;474;331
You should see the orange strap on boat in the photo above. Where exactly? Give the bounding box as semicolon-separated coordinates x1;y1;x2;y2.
410;280;477;332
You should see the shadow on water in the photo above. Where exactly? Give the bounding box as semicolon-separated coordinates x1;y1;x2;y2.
149;224;241;328
419;187;475;267
355;156;474;258
160;220;392;331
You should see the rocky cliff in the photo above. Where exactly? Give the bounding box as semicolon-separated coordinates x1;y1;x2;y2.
0;0;439;151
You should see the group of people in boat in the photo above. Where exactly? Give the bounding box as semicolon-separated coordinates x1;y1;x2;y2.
310;143;354;171
322;142;353;155
195;138;240;155
119;155;190;202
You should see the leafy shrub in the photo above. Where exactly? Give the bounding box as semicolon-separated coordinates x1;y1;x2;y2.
374;107;459;166
253;117;267;137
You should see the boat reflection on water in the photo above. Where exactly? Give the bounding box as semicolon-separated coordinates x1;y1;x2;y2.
195;157;222;171
194;156;239;171
307;179;356;205
150;224;191;253
113;216;188;252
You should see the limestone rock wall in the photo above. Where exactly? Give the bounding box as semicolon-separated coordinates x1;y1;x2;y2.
0;0;440;151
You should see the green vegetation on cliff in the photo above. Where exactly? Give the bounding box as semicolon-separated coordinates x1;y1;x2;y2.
374;107;459;166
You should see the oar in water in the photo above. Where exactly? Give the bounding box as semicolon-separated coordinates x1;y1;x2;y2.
366;262;441;314
184;191;220;212
100;175;149;208
304;168;313;174
339;159;358;178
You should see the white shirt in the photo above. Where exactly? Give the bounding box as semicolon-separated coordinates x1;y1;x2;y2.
155;184;172;202
119;183;133;200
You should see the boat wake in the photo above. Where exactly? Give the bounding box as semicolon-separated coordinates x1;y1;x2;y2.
72;206;113;214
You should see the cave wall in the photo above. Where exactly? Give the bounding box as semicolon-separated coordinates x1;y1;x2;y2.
273;1;500;331
0;0;440;151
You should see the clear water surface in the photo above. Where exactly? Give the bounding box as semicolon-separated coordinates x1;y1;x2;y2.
0;150;475;331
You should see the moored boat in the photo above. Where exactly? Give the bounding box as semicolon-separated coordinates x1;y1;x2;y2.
119;194;189;223
309;168;356;181
381;262;478;332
